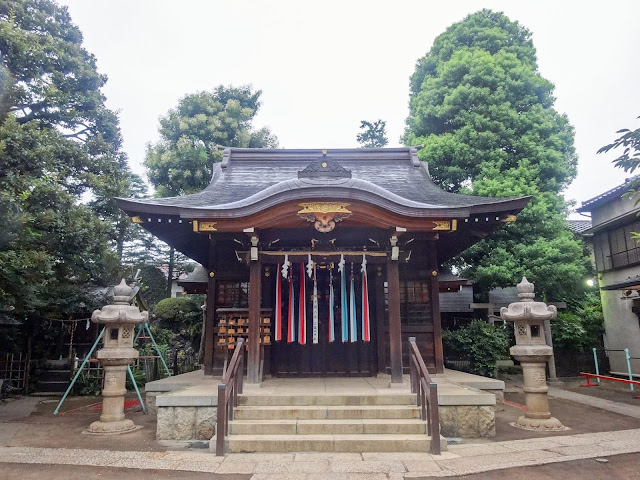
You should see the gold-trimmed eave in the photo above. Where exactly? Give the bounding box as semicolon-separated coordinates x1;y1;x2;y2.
193;220;218;232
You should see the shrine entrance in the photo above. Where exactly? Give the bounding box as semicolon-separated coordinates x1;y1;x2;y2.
271;264;377;377
118;146;529;384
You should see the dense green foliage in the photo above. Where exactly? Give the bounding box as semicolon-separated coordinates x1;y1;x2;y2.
442;319;510;377
135;264;170;306
154;295;204;346
552;293;604;352
404;10;590;301
356;119;388;148
598;117;640;174
145;85;278;196
0;0;135;330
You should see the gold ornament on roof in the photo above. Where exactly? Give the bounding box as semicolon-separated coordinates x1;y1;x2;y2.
297;202;352;233
432;220;451;231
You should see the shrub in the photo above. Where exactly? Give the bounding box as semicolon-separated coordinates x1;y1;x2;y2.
442;319;510;377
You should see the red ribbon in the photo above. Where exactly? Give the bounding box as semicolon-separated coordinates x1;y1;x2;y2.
287;276;295;343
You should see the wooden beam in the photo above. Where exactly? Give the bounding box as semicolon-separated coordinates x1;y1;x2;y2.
247;259;262;383
428;242;444;374
387;259;403;383
247;251;412;265
375;266;386;375
204;238;217;375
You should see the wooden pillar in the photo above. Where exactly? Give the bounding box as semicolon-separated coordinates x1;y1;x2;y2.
375;266;386;375
247;259;262;384
204;239;216;375
428;242;444;374
387;259;403;384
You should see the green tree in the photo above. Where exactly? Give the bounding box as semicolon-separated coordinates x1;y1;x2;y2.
357;119;388;148
144;85;278;295
0;0;130;331
404;9;589;301
145;85;278;196
598;117;640;174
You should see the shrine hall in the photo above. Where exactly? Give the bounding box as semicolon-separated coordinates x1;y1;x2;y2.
117;147;529;385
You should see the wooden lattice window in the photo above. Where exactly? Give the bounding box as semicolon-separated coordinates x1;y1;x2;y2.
399;280;431;325
216;282;249;308
607;220;640;270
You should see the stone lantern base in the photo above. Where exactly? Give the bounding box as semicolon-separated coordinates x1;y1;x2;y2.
511;415;568;432
83;352;142;435
85;419;143;435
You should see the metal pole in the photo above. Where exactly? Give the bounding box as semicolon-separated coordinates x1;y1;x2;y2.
593;347;600;384
146;323;171;377
127;365;146;413
54;327;105;415
625;348;634;391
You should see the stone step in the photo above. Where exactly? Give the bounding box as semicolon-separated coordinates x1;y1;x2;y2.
229;418;427;435
223;434;446;453
234;405;421;420
238;394;416;406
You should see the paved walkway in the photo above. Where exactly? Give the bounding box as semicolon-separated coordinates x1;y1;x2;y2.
548;386;640;419
1;428;639;478
0;397;41;447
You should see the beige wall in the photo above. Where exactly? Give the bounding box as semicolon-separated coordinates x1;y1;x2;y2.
598;254;640;375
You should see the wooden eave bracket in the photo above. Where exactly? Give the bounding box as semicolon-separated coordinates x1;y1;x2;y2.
243;228;259;261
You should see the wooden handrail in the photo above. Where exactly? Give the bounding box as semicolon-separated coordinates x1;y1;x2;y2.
408;337;441;455
216;338;245;456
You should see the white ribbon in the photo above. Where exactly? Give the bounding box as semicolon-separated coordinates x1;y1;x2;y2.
281;254;290;279
360;253;367;273
307;253;314;278
338;253;345;273
312;265;319;344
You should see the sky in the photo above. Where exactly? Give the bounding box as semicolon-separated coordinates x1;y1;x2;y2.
59;0;640;214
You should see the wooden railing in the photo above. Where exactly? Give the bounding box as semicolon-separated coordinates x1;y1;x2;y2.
408;336;441;455
215;338;245;456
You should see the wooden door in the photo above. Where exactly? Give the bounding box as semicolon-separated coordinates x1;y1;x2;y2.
271;266;376;376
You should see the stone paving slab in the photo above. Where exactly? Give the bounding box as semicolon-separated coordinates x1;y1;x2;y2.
2;428;640;478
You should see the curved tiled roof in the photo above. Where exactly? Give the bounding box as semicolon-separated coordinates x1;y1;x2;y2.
118;147;529;218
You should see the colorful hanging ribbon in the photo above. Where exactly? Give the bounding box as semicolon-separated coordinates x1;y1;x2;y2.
349;263;357;342
361;254;370;342
287;275;296;343
312;264;319;344
328;268;335;343
275;263;282;341
299;263;307;345
339;255;348;342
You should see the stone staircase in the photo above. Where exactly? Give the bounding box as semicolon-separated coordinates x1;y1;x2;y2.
220;393;446;453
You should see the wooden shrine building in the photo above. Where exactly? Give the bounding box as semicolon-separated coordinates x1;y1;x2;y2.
117;147;528;384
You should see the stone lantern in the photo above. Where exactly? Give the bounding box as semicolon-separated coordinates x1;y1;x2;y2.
500;277;566;431
86;279;148;434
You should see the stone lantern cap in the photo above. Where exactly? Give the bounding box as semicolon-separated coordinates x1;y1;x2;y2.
500;277;557;324
91;279;148;325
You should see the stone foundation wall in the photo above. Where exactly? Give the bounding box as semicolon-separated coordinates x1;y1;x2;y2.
146;392;158;414
156;406;216;440
439;405;495;438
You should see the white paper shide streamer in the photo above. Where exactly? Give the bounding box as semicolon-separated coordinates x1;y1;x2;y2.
281;254;290;279
307;253;314;278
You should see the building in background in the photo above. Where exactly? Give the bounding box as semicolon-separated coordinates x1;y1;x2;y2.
578;178;640;375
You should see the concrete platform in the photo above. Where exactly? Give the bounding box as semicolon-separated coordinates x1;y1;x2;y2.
150;369;500;408
150;369;502;442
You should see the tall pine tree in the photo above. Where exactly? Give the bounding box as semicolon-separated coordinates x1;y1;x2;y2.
404;10;590;301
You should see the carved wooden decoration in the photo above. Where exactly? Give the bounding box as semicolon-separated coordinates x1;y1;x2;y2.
297;202;352;233
192;220;218;232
